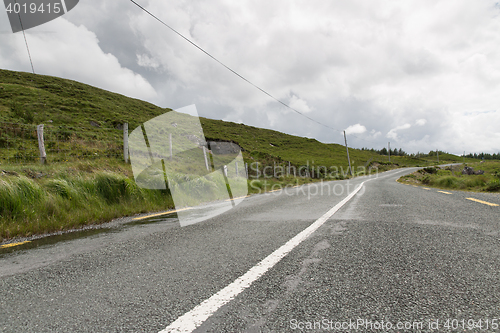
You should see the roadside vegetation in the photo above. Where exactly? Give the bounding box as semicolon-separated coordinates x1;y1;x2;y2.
0;159;175;242
0;69;484;241
399;161;500;192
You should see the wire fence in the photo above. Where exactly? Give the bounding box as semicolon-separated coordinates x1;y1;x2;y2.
0;122;124;164
0;122;359;179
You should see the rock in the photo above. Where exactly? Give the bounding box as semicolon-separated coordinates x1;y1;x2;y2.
89;120;100;128
462;166;485;175
462;166;474;175
208;141;241;155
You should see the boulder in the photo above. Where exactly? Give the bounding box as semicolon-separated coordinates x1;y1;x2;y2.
208;141;241;155
462;166;485;175
462;166;474;175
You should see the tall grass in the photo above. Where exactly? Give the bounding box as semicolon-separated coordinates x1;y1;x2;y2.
0;172;175;241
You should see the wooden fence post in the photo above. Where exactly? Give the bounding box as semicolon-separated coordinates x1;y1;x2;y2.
123;123;129;163
37;124;46;164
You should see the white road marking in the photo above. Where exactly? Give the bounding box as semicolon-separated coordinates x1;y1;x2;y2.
159;179;371;333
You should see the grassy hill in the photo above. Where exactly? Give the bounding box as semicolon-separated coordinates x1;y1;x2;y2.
0;68;473;170
0;68;477;241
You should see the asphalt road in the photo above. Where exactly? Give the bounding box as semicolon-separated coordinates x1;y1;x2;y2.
1;168;499;332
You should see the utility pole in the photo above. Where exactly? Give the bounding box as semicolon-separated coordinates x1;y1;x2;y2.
463;151;465;164
388;142;391;163
343;131;353;177
437;150;439;163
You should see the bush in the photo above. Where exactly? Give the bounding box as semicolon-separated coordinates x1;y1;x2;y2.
486;179;500;192
464;176;487;188
423;167;437;174
437;170;452;176
436;176;457;188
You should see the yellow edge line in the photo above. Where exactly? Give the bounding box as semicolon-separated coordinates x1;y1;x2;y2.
133;207;192;220
1;240;31;249
438;191;452;194
466;198;499;207
423;188;431;190
225;195;250;202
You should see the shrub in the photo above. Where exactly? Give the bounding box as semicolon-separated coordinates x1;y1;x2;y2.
486;179;500;192
436;176;457;188
423;167;437;174
464;176;487;188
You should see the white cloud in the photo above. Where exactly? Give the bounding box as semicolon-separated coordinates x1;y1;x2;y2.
137;54;160;70
416;119;427;126
345;124;367;135
288;95;312;114
387;123;412;141
0;16;157;101
369;129;382;139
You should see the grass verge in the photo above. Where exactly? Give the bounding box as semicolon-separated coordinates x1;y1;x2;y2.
0;158;175;242
398;161;500;192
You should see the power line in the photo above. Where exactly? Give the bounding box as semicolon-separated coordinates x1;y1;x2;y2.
128;0;345;132
14;0;35;74
129;0;388;149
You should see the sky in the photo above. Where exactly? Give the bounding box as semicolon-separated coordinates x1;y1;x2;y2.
1;0;500;155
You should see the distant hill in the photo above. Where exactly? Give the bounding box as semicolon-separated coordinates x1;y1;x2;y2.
0;69;473;171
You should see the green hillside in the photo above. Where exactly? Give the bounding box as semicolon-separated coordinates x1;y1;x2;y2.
0;68;471;171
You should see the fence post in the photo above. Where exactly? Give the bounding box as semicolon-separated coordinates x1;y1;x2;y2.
123;123;129;163
245;162;248;178
36;124;46;164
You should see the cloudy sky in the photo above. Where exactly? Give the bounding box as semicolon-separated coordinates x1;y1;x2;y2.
1;0;500;155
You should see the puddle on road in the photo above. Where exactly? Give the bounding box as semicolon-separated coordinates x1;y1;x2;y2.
125;214;179;226
0;228;111;256
0;211;180;256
